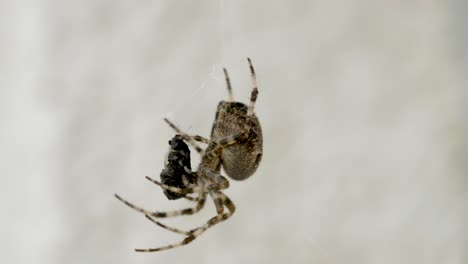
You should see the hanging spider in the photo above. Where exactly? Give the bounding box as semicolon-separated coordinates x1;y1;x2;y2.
115;58;263;252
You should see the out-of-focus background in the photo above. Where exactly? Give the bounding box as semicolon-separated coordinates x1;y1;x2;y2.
1;1;466;264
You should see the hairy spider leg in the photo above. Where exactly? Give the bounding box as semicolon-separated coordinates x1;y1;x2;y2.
144;176;201;194
144;214;192;235
134;191;235;252
246;57;258;118
114;192;206;218
223;68;234;102
163;118;210;154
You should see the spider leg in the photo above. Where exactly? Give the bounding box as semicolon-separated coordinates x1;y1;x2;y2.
114;192;206;218
135;191;235;252
144;215;191;235
210;190;225;215
144;191;234;236
215;191;236;222
145;176;201;194
200;168;230;191
223;68;234;101
178;176;201;203
191;192;236;230
176;134;210;145
158;192;207;218
145;190;213;236
114;194;160;216
164;118;209;154
191;135;210;145
143;185;207;234
181;174;196;187
246;57;258;118
202;132;244;160
142;191;208;235
182;195;197;202
184;192;234;232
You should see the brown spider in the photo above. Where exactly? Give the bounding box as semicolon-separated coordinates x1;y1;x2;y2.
115;58;263;252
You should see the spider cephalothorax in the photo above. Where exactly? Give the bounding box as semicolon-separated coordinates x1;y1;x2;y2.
115;58;262;252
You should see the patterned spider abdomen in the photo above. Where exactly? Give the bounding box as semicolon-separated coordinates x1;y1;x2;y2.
210;101;263;181
159;135;195;200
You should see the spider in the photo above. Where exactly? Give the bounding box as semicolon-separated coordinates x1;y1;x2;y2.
115;58;263;252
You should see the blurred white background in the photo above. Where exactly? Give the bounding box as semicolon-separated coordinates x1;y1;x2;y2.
1;1;466;264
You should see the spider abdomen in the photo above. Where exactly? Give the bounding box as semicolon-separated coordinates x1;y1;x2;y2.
211;101;263;180
221;143;262;180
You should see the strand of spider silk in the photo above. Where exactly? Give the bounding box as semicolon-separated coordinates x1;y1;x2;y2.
166;0;227;120
163;62;227;130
